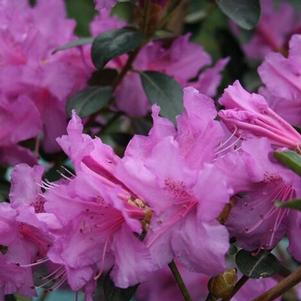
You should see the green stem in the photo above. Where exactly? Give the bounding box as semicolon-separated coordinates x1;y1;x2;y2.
222;275;249;301
205;293;216;301
142;0;151;34
157;0;182;29
252;265;301;301
38;289;49;301
112;48;141;90
168;260;193;301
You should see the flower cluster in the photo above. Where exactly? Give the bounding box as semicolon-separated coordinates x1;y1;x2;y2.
1;0;301;301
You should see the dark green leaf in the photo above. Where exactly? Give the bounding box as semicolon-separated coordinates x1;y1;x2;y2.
5;295;17;301
64;0;95;37
274;151;301;177
236;250;283;278
276;199;301;211
66;86;112;118
103;274;138;301
140;71;184;123
131;117;152;135
216;0;260;30
88;69;119;86
0;182;10;202
52;37;94;54
92;28;144;69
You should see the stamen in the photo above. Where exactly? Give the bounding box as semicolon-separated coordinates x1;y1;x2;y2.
48;275;66;291
61;166;75;177
94;239;109;280
36;269;64;289
215;136;241;156
217;127;238;150
57;170;72;181
41;266;64;281
17;257;49;268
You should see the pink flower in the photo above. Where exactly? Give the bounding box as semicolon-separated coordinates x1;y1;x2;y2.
136;264;209;301
0;0;91;154
0;95;41;165
94;0;117;11
192;58;229;97
0;198;52;299
233;277;280;301
0;254;35;300
234;0;300;60
115;35;227;116
117;87;231;275
115;72;150;117
9;164;61;233
0;145;37;166
219;81;301;150
44;114;155;292
135;35;211;85
288;211;301;262
90;8;125;36
258;34;301;127
221;138;301;251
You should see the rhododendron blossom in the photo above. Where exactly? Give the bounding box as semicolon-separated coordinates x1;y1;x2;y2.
2;1;301;300
43;114;155;293
115;36;228;116
219;138;301;252
219;81;301;151
259;34;301;127
234;0;301;60
117;88;232;274
0;0;90;158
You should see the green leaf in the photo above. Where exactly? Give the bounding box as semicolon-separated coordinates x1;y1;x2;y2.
216;0;260;30
103;274;138;301
236;250;284;279
5;295;17;301
140;71;184;123
274;151;301;177
66;86;112;118
52;37;94;54
15;295;31;301
64;0;95;37
0;182;9;202
91;28;144;69
276;199;301;211
88;69;119;86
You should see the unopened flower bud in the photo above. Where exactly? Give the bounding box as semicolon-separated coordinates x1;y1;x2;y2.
208;268;237;299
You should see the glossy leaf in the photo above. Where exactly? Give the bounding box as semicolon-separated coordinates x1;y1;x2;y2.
140;71;184;123
216;0;260;30
236;250;283;279
103;274;138;301
92;28;144;69
52;37;93;54
276;199;301;211
66;86;112;118
274;151;301;177
4;296;17;301
0;182;9;202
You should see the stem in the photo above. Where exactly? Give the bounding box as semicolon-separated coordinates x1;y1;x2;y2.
96;112;122;137
38;289;49;301
168;260;193;301
157;0;182;29
142;0;151;34
112;48;141;90
205;293;216;301
252;265;301;301
222;275;249;301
